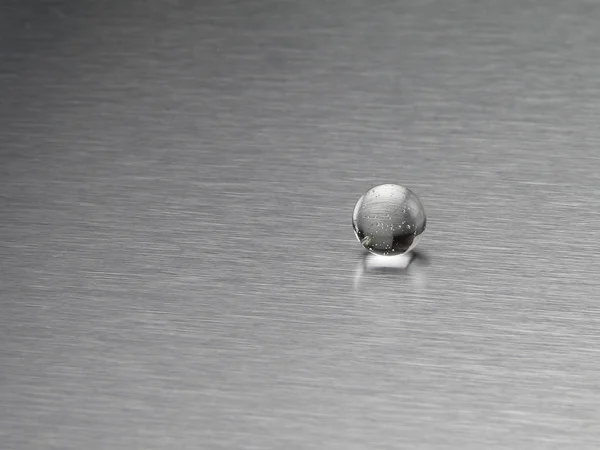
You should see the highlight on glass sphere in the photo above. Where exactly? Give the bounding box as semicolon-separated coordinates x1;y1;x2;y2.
352;184;426;256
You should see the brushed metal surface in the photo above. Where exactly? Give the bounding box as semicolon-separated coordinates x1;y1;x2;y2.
3;0;600;448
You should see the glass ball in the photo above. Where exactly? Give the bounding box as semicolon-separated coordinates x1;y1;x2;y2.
352;184;426;256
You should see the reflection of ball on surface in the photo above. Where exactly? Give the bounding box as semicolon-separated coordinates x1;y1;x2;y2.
352;184;426;256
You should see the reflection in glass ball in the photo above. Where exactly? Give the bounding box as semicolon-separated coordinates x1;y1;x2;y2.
352;184;426;256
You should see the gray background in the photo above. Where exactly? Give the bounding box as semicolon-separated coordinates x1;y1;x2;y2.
2;0;600;448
